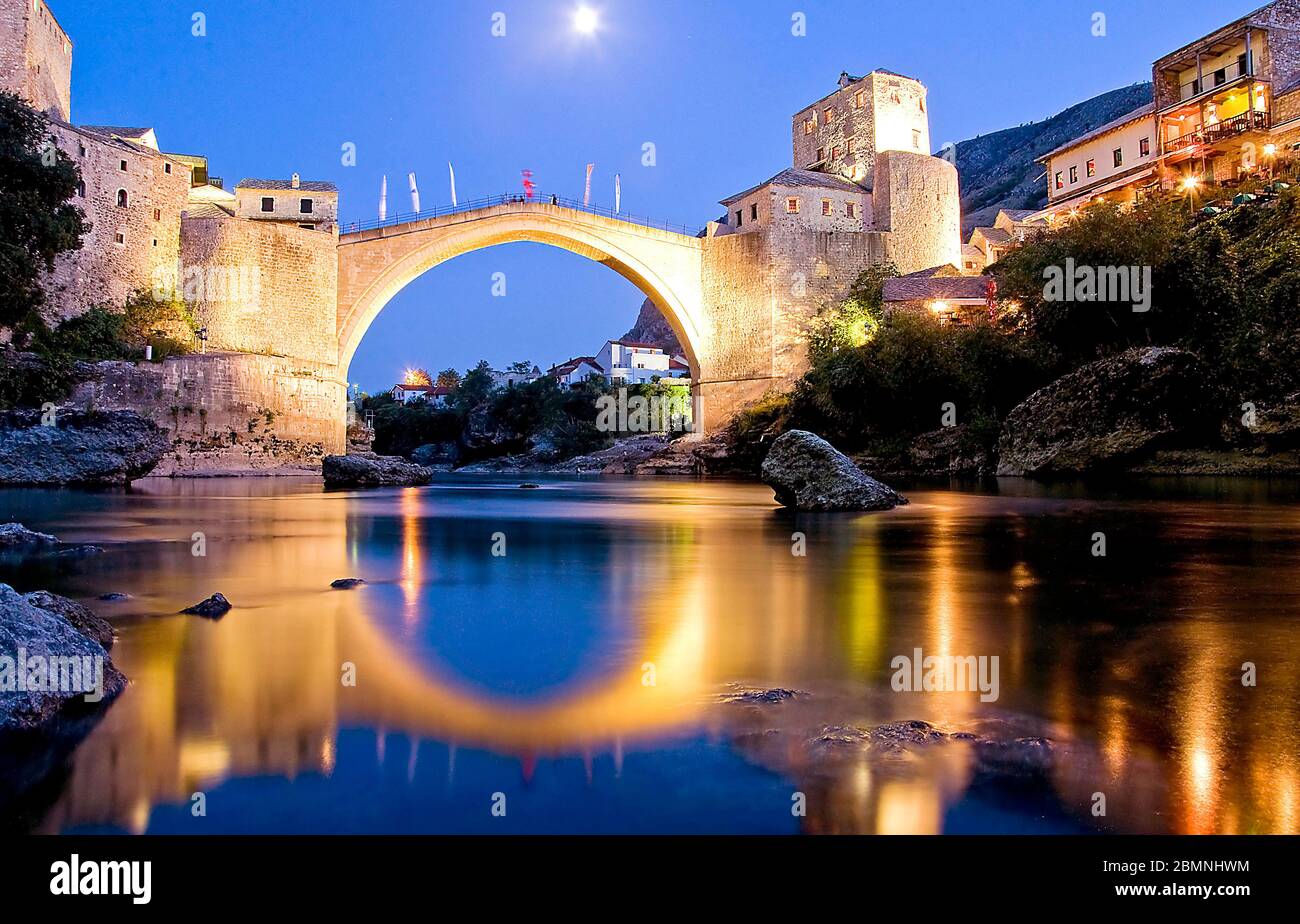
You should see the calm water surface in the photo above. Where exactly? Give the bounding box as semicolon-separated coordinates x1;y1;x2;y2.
2;475;1298;834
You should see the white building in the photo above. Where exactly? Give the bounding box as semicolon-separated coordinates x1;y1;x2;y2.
594;340;690;385
390;384;452;405
547;357;605;387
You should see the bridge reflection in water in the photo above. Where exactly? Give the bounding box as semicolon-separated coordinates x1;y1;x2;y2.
16;479;1300;835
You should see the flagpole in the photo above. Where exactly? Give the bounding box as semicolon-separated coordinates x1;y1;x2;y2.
448;162;457;208
584;163;594;208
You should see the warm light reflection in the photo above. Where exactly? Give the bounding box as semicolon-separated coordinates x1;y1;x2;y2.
18;483;1300;835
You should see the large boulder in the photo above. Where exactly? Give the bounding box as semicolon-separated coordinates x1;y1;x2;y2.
22;591;115;651
761;430;907;511
322;453;433;487
0;584;127;735
0;409;169;485
996;347;1218;476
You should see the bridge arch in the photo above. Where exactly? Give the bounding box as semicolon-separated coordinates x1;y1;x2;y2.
336;202;707;381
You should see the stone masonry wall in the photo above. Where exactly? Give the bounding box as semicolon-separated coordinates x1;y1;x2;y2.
0;0;72;120
42;124;191;323
871;151;961;273
180;216;338;365
69;351;347;475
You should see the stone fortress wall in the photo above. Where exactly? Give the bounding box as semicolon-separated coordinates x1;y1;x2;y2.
43;124;192;323
180;216;339;364
0;0;70;120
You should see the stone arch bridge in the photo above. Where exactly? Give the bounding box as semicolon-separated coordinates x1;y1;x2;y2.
335;197;803;436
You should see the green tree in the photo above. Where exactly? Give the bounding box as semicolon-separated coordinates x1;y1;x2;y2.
0;91;90;330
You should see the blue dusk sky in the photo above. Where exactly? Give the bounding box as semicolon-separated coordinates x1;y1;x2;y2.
52;0;1254;391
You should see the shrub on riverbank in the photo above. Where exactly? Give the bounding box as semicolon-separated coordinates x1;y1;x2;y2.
732;187;1300;473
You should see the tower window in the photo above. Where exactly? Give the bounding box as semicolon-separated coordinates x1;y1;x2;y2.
75;180;85;197
116;189;128;208
823;107;833;124
749;203;758;221
816;147;825;163
114;232;125;245
821;198;832;216
847;137;856;155
846;202;856;218
735;209;743;226
785;197;800;214
153;208;161;221
300;198;314;214
261;197;275;212
912;130;921;150
804;119;815;135
119;160;127;171
164;162;172;174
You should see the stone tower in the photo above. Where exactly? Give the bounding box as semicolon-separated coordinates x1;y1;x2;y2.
0;0;73;121
792;69;931;186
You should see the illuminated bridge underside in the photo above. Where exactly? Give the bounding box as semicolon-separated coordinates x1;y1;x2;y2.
336;202;779;432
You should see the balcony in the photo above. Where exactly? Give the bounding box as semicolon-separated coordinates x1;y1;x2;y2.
1163;109;1271;155
1176;59;1250;102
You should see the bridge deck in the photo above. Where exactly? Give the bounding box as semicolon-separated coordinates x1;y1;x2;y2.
340;192;703;240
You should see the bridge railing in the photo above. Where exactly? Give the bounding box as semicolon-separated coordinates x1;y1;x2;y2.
340;193;705;238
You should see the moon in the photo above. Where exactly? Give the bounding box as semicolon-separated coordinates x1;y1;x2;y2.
573;6;598;35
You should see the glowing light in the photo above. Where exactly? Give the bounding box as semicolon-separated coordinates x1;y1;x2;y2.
573;5;598;34
930;300;950;314
1181;176;1200;191
1264;143;1277;157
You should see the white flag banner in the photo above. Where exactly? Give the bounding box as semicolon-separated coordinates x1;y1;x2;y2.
408;172;421;213
584;163;594;207
615;173;621;213
379;175;388;221
448;162;457;207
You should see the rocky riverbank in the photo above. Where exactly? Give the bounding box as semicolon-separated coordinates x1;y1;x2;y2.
0;408;169;486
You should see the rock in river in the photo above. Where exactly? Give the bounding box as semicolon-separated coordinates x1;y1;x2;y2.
22;591;115;651
0;409;169;486
761;430;907;511
330;578;366;589
0;523;57;548
0;584;127;735
181;593;232;619
996;347;1218;477
322;453;433;487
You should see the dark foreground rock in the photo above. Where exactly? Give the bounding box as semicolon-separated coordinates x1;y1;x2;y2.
0;409;169;486
996;347;1218;477
180;593;231;618
330;578;365;589
323;453;433;487
22;591;115;651
0;584;126;735
761;430;907;511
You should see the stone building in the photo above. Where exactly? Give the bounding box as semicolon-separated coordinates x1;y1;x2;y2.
0;0;71;120
235;175;339;234
41;123;192;322
1039;0;1300;216
792;70;931;185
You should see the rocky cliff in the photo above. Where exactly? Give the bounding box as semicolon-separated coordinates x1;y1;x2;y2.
956;83;1153;233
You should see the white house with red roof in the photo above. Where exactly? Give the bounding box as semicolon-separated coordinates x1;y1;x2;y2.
595;339;690;385
390;383;452;405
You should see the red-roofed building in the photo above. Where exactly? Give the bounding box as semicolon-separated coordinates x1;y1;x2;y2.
882;273;997;324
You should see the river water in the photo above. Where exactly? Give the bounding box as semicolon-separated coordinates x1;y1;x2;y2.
2;475;1298;834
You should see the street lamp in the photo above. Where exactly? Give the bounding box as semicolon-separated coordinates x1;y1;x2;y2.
1182;175;1200;213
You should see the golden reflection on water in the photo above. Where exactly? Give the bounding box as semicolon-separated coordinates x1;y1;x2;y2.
15;481;1300;834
